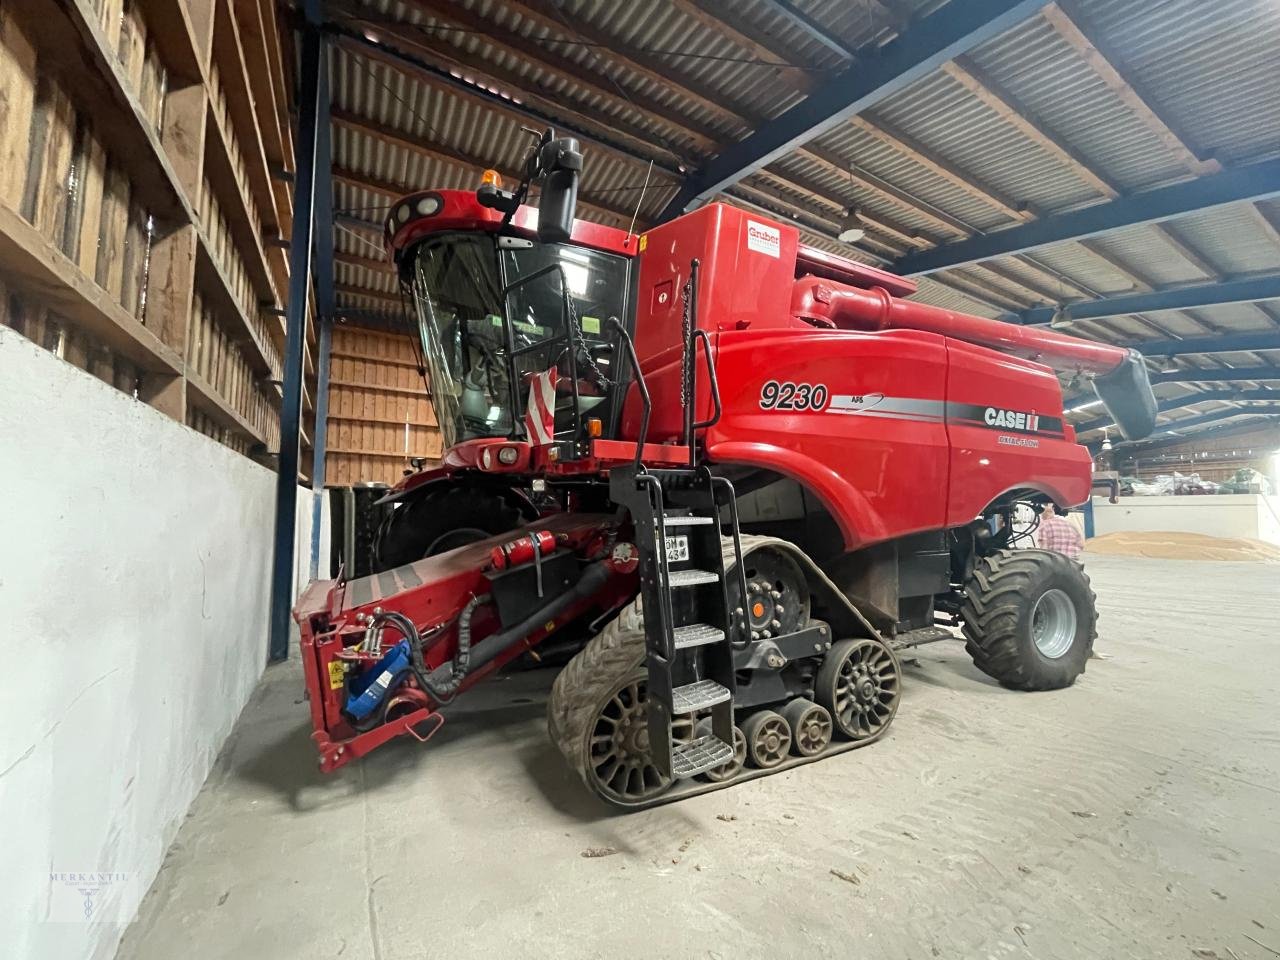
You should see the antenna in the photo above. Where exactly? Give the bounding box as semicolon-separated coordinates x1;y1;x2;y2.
625;159;654;247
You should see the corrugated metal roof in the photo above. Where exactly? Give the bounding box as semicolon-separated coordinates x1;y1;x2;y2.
314;0;1280;439
965;12;1191;193
1074;0;1280;166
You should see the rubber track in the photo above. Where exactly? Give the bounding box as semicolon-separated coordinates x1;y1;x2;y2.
960;548;1097;690
548;534;896;811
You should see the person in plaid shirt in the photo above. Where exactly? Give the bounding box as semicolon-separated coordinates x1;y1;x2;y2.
1036;503;1084;559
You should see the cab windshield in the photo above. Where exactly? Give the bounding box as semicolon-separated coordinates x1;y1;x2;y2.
408;232;630;450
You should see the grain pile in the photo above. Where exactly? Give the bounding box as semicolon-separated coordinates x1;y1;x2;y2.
1087;531;1280;562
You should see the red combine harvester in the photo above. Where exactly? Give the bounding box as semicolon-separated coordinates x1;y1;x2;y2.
294;132;1157;809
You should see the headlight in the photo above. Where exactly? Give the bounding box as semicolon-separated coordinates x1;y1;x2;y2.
396;203;411;223
481;448;494;469
416;195;441;216
498;446;518;465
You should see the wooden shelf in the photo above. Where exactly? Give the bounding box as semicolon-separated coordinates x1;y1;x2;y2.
138;0;207;84
0;202;181;375
186;367;266;445
212;1;282;238
212;0;290;299
195;230;277;379
54;0;198;225
203;101;279;306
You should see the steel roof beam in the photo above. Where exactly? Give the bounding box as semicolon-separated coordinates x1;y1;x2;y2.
1011;275;1280;325
1103;412;1280;453
1135;331;1280;357
1075;389;1280;434
1102;405;1280;450
893;158;1280;275
659;0;1050;219
756;0;860;59
1149;366;1280;384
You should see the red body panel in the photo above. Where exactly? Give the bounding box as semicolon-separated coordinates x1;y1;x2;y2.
707;328;951;545
386;189;635;258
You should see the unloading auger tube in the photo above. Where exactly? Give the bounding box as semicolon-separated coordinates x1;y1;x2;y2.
548;535;903;811
791;276;1158;441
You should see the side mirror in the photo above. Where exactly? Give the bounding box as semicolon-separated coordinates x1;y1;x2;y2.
535;136;582;244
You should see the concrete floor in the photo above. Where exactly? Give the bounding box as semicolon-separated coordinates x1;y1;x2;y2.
119;555;1280;960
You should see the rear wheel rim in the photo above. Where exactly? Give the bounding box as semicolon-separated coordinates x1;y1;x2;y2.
1031;588;1078;659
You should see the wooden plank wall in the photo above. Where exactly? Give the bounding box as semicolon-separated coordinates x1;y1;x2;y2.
326;325;442;485
0;0;301;469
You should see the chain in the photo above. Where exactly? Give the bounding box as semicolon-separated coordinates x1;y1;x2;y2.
680;273;693;411
560;269;611;388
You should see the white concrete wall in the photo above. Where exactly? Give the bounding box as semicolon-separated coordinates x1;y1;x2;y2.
1091;494;1280;545
0;329;327;960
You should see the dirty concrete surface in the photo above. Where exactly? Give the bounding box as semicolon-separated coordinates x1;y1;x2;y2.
119;555;1280;959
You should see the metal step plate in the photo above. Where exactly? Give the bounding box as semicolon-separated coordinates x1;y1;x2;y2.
671;734;736;779
671;678;731;713
661;515;715;527
666;568;719;588
672;623;725;650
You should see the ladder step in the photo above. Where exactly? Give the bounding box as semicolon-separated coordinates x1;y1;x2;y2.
671;679;732;714
667;568;719;588
671;734;736;778
672;623;726;649
661;514;715;527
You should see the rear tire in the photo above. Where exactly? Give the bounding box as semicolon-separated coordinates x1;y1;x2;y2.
961;548;1097;691
374;486;523;572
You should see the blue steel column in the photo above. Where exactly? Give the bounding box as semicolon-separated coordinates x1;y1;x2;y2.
268;0;325;663
309;58;335;580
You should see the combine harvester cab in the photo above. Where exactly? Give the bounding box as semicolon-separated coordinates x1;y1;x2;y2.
294;130;1157;808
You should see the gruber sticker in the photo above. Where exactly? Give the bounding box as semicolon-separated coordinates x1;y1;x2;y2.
746;220;781;258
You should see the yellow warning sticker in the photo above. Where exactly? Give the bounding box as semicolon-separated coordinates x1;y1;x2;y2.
328;660;345;690
639;234;648;252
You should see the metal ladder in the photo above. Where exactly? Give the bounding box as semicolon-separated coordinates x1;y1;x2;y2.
610;465;749;779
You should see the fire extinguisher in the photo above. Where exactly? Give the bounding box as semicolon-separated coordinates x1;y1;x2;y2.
489;530;556;570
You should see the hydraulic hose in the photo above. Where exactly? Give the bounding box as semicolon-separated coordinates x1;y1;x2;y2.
426;559;614;688
371;600;481;706
370;560;615;708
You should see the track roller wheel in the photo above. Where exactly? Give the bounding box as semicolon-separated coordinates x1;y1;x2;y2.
741;710;792;768
780;698;833;756
696;719;746;783
815;637;901;740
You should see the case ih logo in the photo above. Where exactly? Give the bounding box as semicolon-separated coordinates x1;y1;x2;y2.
984;407;1040;432
746;220;781;258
